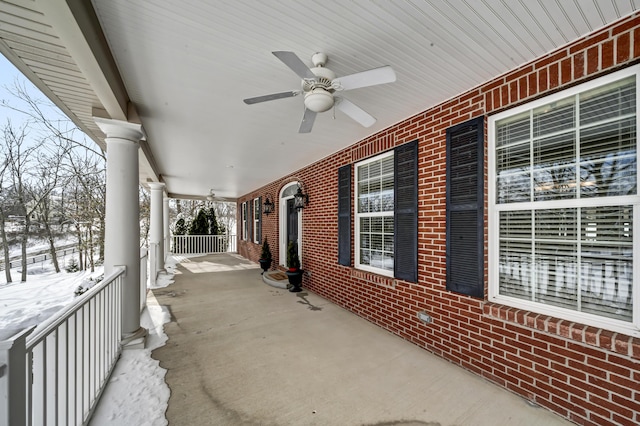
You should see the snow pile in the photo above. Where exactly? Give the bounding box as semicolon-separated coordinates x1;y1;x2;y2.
0;268;102;333
90;262;176;426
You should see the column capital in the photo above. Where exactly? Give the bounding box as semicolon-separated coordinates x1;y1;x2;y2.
94;117;145;142
148;182;165;191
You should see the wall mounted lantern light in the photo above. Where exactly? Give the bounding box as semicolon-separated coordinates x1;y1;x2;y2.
263;195;274;215
293;182;309;210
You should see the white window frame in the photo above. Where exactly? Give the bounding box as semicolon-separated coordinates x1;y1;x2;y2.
241;202;248;241
355;151;395;277
253;198;260;244
488;65;640;337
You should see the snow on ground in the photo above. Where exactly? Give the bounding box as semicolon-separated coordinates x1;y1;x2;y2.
0;252;187;426
0;262;102;333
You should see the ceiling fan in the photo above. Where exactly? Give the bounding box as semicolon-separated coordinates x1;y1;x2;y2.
243;51;396;133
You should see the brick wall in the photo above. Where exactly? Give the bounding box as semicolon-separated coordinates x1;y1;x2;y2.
238;13;640;426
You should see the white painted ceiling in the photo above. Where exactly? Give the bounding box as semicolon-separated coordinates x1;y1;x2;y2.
1;0;639;200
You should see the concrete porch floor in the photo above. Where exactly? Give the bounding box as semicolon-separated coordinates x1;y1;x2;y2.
151;253;573;426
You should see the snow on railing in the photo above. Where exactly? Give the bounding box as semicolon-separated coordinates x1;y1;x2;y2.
0;266;125;426
171;234;237;254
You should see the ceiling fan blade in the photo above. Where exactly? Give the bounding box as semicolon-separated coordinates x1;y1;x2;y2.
335;97;376;127
243;91;299;105
298;108;317;133
333;66;396;91
272;51;316;79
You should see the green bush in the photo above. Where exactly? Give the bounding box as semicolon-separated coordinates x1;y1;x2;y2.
286;241;300;270
260;237;272;261
65;257;79;273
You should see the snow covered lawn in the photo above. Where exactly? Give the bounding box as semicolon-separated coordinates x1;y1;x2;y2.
0;255;184;425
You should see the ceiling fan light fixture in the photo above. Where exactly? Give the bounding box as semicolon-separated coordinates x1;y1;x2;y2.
304;88;334;112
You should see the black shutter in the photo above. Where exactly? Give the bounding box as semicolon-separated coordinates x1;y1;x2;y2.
446;117;484;298
394;140;418;283
257;196;262;243
338;165;351;266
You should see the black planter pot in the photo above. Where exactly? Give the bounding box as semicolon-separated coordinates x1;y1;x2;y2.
259;258;271;274
286;269;303;292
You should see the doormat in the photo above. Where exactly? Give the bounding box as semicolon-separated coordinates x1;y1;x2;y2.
267;271;288;281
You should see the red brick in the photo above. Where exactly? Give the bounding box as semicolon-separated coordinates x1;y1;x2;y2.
616;31;631;63
509;80;518;103
527;72;537;97
538;67;548;92
548;63;560;89
587;45;600;74
573;52;585;80
599;330;615;350
602;39;615;69
561;57;572;85
632;337;640;360
501;85;509;106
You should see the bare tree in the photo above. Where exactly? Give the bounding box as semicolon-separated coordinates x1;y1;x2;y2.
62;148;106;272
139;186;150;247
0;153;12;283
1;77;107;277
1;121;45;281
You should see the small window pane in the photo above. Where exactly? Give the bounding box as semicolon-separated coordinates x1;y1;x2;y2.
533;132;576;201
533;96;575;138
499;240;532;299
535;209;577;240
496;111;530;147
496;141;531;203
580;76;635;125
534;242;578;310
580;118;636;197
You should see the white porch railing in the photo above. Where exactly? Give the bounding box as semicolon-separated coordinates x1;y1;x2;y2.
171;234;236;254
0;266;125;426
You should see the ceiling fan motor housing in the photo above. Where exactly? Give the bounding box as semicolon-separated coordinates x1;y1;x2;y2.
304;88;334;112
303;64;336;112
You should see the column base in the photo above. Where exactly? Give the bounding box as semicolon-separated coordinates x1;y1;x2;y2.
121;327;148;350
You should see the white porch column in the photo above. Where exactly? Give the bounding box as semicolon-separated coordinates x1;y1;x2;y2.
163;197;171;256
149;182;165;274
94;117;146;347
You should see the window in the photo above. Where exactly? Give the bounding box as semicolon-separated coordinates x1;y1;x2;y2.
348;141;417;281
489;66;639;335
253;197;261;243
356;152;395;275
241;202;248;241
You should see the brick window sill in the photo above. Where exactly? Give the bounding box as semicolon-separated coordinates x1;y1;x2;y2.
483;302;640;360
350;268;396;289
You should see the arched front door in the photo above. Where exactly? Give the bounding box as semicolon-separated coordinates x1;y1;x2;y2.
279;182;302;267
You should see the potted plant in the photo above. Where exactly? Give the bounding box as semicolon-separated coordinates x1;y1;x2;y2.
259;237;272;274
285;240;303;292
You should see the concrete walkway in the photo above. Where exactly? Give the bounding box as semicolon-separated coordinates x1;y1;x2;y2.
151;254;573;426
